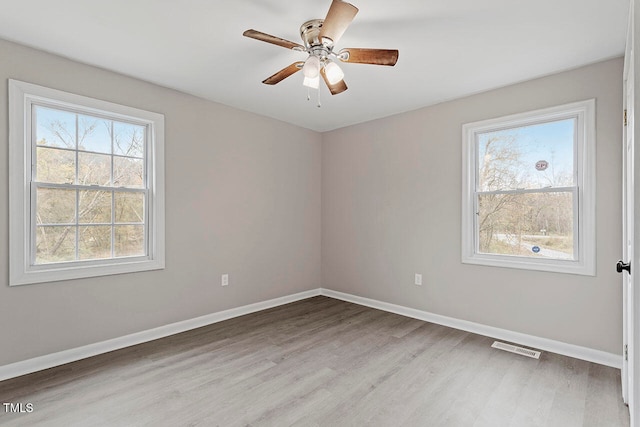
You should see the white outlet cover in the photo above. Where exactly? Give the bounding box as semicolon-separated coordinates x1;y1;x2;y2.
221;274;229;286
415;274;422;286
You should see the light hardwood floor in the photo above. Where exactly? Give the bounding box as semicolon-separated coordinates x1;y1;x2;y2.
0;296;630;426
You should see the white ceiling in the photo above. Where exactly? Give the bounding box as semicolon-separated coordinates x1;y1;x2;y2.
0;0;629;132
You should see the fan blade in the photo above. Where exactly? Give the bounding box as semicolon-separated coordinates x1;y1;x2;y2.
320;67;348;95
262;62;304;85
319;0;358;45
243;29;305;50
338;48;399;66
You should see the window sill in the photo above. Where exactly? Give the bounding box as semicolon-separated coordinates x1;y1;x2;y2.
461;253;595;276
10;257;165;286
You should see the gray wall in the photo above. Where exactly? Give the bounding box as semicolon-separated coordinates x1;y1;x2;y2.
322;58;624;354
0;36;624;366
0;39;322;366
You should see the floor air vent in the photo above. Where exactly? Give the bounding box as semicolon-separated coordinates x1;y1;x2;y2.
491;341;541;359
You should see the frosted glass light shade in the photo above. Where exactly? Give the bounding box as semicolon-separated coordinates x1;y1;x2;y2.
324;61;344;85
302;56;320;78
303;75;320;89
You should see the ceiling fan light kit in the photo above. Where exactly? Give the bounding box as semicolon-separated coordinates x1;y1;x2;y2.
303;75;320;89
243;0;398;104
302;55;321;78
323;61;344;85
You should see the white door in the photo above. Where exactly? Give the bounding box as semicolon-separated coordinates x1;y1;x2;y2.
622;3;639;420
621;46;634;407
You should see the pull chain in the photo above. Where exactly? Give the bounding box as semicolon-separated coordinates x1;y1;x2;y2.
304;87;321;107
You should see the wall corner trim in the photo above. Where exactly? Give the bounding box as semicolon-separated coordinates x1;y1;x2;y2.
0;289;321;382
319;288;622;369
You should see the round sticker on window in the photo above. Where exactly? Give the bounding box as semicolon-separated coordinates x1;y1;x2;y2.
532;246;541;253
535;160;549;171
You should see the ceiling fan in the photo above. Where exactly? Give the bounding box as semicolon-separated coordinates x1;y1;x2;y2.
243;0;398;99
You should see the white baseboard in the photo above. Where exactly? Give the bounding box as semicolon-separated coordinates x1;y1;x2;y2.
0;286;621;382
0;289;321;382
320;288;622;369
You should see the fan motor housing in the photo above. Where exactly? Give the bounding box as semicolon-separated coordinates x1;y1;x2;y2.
300;19;330;49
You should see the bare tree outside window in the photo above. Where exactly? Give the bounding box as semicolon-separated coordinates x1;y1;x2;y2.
34;106;146;264
475;119;576;260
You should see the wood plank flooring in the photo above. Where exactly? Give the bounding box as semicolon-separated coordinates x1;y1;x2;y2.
0;296;630;426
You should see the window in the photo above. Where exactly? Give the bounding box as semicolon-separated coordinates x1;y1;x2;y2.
461;100;595;275
9;80;165;286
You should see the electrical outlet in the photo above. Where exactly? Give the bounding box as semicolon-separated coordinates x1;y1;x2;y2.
221;274;229;287
415;274;422;286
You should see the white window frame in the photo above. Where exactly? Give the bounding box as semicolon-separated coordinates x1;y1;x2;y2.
461;99;596;276
9;79;165;286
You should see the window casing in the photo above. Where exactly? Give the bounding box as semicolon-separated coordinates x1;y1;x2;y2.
9;80;165;286
461;100;595;275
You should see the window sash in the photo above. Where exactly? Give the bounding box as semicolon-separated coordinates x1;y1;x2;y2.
30;101;151;266
475;186;576;196
473;116;579;193
30;182;149;265
473;187;579;261
472;115;580;262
